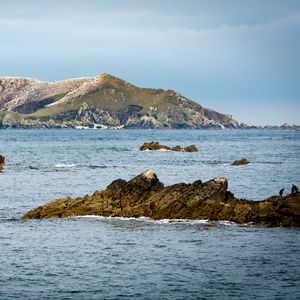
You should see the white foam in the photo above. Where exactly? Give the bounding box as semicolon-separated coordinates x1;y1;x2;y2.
218;220;236;226
140;149;173;152
69;215;212;225
70;215;151;221
71;215;106;219
54;164;77;168
154;219;210;225
69;215;242;226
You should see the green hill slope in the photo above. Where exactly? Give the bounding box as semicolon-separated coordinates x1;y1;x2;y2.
0;73;238;129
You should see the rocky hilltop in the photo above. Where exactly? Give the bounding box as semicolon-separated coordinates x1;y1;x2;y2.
22;170;300;227
0;73;237;129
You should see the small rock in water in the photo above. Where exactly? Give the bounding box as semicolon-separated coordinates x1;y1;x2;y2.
231;158;250;166
140;141;198;152
183;145;198;152
139;141;171;151
0;155;5;172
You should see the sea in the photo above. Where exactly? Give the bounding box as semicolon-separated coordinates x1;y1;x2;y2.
0;129;299;300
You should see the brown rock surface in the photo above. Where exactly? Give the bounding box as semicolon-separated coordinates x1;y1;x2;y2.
183;145;198;152
0;155;4;172
140;141;198;152
22;170;300;227
232;158;250;166
171;145;184;152
139;141;171;151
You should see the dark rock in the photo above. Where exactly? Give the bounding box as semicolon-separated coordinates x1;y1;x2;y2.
140;141;198;152
183;145;198;152
22;170;300;227
0;155;4;172
172;145;184;152
139;141;171;151
232;158;250;166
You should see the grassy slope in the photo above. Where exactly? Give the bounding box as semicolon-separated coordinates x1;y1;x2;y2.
25;74;233;124
15;93;67;115
30;75;202;116
0;111;23;121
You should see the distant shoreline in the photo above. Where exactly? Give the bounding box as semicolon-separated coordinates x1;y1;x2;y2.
0;125;299;131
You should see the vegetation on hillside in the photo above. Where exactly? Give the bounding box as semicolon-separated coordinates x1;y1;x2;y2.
0;74;238;129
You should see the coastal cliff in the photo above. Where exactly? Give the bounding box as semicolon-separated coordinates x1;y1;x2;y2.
22;170;300;227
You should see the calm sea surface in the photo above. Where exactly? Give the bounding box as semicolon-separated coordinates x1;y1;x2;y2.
0;129;299;299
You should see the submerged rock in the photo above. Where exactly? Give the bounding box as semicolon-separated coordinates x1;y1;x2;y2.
22;170;300;227
0;155;4;172
232;158;250;166
140;141;198;152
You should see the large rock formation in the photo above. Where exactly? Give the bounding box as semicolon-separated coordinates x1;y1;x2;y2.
22;170;300;227
140;141;198;152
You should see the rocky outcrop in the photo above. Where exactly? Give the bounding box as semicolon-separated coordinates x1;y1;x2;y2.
232;158;250;166
140;142;171;151
0;155;4;172
22;170;300;227
139;142;198;152
0;77;91;113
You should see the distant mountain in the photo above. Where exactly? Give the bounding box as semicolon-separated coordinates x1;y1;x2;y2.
0;73;238;129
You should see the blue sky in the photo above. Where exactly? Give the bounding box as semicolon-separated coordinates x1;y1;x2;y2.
1;0;299;125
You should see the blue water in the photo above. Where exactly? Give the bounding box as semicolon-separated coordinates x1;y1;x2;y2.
0;129;300;299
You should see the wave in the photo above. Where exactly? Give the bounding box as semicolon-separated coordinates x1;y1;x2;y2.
24;164;127;171
256;161;282;165
29;166;39;170
206;160;226;165
88;165;109;169
0;217;19;223
71;215;149;221
207;160;282;166
150;218;207;224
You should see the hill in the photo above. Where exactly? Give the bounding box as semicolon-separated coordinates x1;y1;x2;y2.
0;73;238;129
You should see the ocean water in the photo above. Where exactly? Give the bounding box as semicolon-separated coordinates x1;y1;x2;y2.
0;129;299;299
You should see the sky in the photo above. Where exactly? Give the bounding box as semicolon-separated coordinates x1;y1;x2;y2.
1;0;300;125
